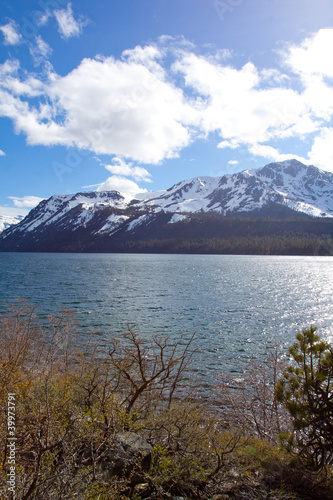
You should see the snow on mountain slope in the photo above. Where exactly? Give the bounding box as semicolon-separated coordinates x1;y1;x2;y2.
135;160;333;217
97;214;130;234
245;160;333;217
1;160;333;246
4;191;127;236
0;214;24;233
135;176;220;212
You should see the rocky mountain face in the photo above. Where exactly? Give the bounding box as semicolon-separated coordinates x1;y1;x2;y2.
133;159;333;217
1;160;333;253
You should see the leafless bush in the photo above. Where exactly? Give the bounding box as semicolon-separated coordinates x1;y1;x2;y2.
0;303;198;499
108;328;196;416
1;303;330;499
218;346;292;442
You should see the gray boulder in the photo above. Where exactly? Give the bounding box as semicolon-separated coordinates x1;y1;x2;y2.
100;431;152;480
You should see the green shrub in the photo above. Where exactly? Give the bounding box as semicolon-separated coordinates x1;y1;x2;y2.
275;326;333;469
1;303;333;499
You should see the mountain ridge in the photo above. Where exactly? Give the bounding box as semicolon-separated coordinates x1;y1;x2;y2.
131;159;333;217
1;159;333;254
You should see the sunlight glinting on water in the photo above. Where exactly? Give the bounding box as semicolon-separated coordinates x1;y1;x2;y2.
0;253;332;376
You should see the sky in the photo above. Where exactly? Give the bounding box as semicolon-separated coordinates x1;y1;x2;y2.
0;0;333;217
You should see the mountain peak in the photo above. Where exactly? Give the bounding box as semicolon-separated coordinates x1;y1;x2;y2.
1;159;333;248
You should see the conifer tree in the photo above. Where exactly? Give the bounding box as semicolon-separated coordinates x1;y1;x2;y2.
276;326;333;468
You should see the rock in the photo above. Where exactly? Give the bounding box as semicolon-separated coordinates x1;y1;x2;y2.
99;431;152;480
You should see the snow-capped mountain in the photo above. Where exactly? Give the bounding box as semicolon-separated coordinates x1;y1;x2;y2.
134;160;333;217
9;191;127;236
1;160;333;253
0;214;25;233
245;161;333;217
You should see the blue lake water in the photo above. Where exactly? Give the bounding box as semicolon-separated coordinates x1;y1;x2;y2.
0;253;332;380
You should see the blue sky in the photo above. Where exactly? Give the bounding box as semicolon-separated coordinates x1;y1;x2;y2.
1;0;333;216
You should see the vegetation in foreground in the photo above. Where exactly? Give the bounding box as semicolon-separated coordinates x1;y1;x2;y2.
0;301;332;499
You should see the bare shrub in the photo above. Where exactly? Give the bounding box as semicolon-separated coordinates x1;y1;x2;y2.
0;303;197;499
108;328;196;416
2;303;331;499
218;346;292;442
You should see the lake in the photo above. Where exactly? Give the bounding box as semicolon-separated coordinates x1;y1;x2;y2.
0;253;332;381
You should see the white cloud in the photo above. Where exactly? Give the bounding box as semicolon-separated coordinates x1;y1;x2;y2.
8;195;45;208
0;59;45;99
1;30;333;171
281;29;333;124
284;28;333;81
172;34;333;168
275;153;310;165
96;175;147;198
0;59;20;76
248;144;281;160
260;68;290;85
104;157;152;182
308;127;333;172
54;3;87;39
0;20;21;45
29;36;53;65
0;52;194;163
248;143;310;166
37;11;52;26
0;64;45;97
0;205;29;217
174;52;309;146
122;44;164;76
0;149;5;156
218;139;239;150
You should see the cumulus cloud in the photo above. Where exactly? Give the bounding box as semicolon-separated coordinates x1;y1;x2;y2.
174;53;309;146
0;50;195;163
283;28;333;81
54;3;87;39
248;144;281;160
281;29;333;124
308;127;333;172
0;59;44;97
0;20;21;45
8;195;45;208
96;157;152;196
0;149;5;156
96;175;147;198
1;30;333;171
104;157;152;182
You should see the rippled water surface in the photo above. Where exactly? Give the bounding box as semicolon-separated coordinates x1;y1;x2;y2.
0;253;332;377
